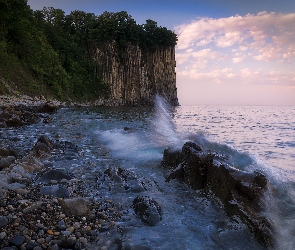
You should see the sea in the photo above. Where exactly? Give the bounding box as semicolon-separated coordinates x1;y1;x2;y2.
2;96;295;249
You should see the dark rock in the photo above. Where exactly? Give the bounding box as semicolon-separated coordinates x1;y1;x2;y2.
61;236;77;248
162;141;274;247
59;197;92;216
8;148;18;158
10;233;25;247
33;142;51;156
26;242;40;250
133;196;162;226
6;156;16;163
43;116;52;123
6;115;23;127
35;169;72;184
0;158;10;170
37;135;54;149
0;216;8;227
0;148;10;157
32;135;54;157
40;102;58;113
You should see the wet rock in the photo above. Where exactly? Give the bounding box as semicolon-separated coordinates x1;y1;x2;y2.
33;142;51;156
133;196;162;226
32;136;54;157
162;141;274;247
59;197;92;216
35;169;72;184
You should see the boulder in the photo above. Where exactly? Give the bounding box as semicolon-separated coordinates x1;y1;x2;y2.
35;169;72;184
32;135;54;157
133;196;162;226
162;142;274;248
59;197;92;216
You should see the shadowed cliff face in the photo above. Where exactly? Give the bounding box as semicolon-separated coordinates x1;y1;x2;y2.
93;43;178;106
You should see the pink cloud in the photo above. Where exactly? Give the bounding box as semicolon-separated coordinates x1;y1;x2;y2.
176;12;295;63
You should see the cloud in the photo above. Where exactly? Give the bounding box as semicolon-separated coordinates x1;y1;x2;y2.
176;12;295;63
175;12;295;90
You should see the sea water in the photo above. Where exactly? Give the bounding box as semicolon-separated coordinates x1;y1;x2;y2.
1;96;294;249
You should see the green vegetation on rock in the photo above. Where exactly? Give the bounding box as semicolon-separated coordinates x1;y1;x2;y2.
0;0;177;102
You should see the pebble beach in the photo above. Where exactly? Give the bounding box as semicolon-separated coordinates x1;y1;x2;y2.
0;95;136;250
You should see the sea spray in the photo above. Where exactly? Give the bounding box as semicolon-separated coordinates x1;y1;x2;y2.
151;95;182;148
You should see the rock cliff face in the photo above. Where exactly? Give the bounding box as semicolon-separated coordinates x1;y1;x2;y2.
93;43;178;106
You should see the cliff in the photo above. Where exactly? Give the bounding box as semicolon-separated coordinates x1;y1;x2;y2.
93;43;178;106
1;4;178;106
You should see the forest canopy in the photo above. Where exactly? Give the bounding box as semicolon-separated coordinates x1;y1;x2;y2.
0;0;177;100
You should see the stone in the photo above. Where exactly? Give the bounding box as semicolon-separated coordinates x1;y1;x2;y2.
10;233;25;247
5;156;16;163
26;242;40;250
0;158;10;170
133;196;162;226
0;231;6;239
6;115;23;127
0;148;9;157
33;142;51;155
162;141;274;248
59;197;92;216
0;216;8;227
35;169;72;184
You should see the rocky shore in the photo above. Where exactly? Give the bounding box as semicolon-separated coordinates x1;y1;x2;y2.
0;95;165;250
0;98;108;250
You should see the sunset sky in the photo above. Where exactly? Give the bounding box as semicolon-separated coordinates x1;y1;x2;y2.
28;0;295;105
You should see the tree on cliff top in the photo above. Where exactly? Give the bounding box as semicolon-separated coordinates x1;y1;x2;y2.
0;0;177;100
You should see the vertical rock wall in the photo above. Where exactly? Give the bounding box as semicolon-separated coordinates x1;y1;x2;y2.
93;42;178;106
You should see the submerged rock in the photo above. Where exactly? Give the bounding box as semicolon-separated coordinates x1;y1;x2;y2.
162;142;274;248
133;196;162;226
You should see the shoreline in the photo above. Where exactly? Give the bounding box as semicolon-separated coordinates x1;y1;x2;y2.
0;96;130;249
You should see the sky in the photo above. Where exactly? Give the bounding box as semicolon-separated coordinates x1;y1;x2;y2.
27;0;295;106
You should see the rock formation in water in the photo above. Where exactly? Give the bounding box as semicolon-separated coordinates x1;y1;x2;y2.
162;142;274;248
92;43;178;106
